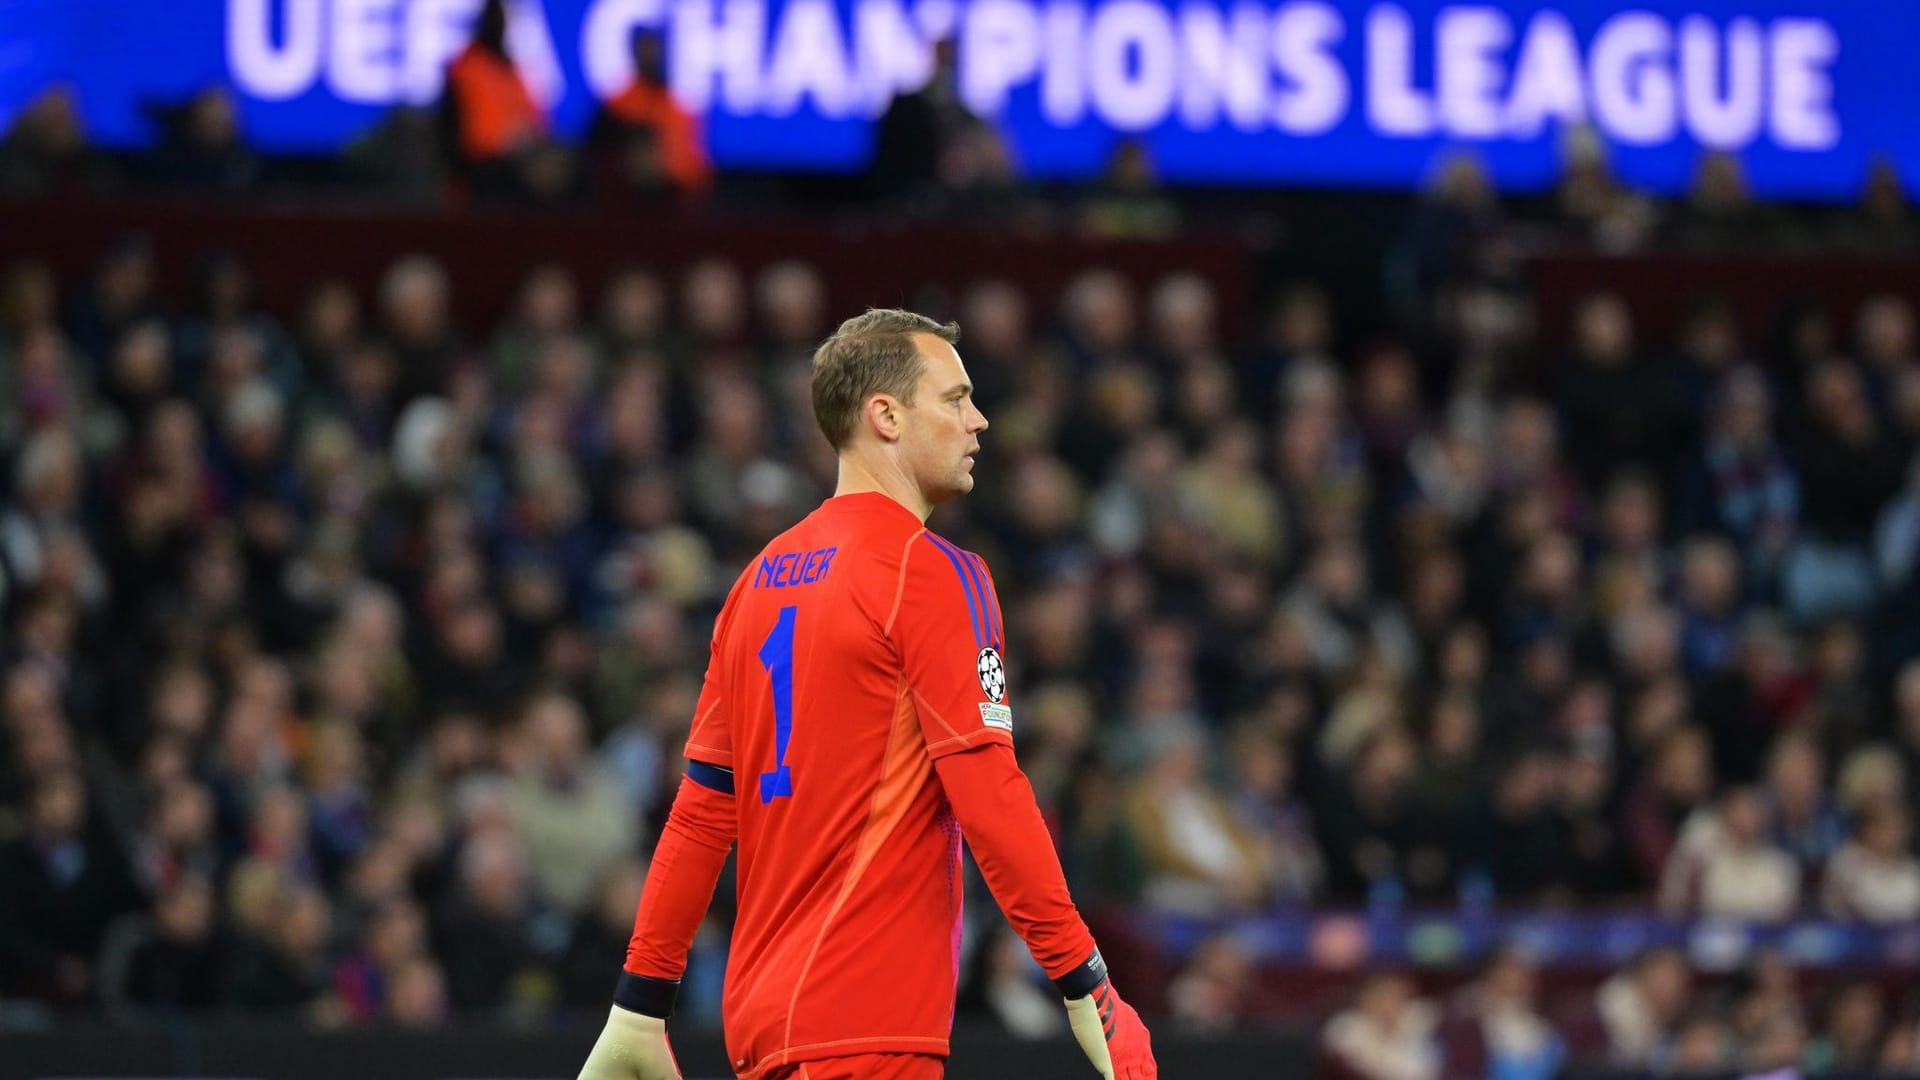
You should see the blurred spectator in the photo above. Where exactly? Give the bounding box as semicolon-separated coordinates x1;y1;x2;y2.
505;692;636;914
1807;980;1886;1076
1673;152;1785;250
1726;948;1805;1047
1437;948;1564;1080
1388;154;1503;323
1476;747;1570;901
1166;931;1255;1033
385;954;450;1027
1552;126;1656;253
107;872;220;1014
343;107;448;207
1079;139;1180;239
1126;724;1272;915
1833;157;1917;256
66;231;163;368
1662;1010;1734;1076
443;0;547;175
555;861;644;1011
433;829;548;1014
332;897;429;1023
1225;728;1322;904
1764;732;1845;880
133;778;221;894
222;880;334;1016
146;87;260;194
1658;786;1799;921
1744;1010;1810;1078
177;248;299;399
1623;725;1714;886
379;254;462;403
1321;972;1439;1080
0;768;145;1007
1675;536;1743;677
1555;292;1683;489
1855;294;1917;402
1820;798;1920;924
0;84;117;198
956;926;1063;1040
1788;359;1903;619
868;37;1009;216
1317;725;1418;901
590;30;712;202
1591;947;1690;1070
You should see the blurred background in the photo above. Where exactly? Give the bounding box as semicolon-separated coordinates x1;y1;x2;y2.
2;1;1919;1078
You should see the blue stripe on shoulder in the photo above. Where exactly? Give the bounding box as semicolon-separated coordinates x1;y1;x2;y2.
953;549;995;648
966;552;1004;650
923;533;986;648
687;759;735;795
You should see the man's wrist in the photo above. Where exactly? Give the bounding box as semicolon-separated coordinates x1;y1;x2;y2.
614;970;681;1019
1054;946;1109;1000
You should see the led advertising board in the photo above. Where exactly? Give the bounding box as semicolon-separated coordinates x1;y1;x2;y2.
1;0;1912;198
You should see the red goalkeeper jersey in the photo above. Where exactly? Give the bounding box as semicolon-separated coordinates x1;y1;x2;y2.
656;490;1085;1076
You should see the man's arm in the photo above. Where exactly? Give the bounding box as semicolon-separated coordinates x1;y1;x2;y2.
620;766;737;1004
576;766;735;1080
931;743;1097;983
934;741;1155;1079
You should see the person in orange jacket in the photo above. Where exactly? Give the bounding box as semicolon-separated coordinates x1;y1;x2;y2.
443;0;546;179
590;30;713;200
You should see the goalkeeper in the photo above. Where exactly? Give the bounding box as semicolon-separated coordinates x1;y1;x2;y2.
576;310;1156;1080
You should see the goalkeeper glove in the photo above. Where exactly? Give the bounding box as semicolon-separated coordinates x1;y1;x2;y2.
576;974;682;1080
1057;949;1156;1080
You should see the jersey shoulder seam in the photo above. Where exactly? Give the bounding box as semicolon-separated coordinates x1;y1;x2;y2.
881;527;929;637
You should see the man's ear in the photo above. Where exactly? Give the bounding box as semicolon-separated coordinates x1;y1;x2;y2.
865;393;902;443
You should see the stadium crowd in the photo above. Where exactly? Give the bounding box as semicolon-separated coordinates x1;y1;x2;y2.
4;217;1920;1068
7;14;1920;1077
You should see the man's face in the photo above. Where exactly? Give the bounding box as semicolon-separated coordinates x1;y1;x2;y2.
897;334;988;504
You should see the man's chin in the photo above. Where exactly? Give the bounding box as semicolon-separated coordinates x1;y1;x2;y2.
928;476;974;503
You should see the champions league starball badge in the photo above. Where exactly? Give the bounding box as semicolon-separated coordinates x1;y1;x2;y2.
976;648;1007;704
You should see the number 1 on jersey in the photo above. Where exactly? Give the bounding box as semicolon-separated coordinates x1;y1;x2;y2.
758;605;798;803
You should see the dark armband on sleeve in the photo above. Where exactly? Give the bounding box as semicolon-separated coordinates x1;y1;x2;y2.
686;759;734;795
614;970;681;1019
1053;946;1109;1000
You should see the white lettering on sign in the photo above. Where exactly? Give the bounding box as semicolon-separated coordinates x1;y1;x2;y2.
581;0;665;101
1085;0;1179;131
1041;1;1087;124
1590;11;1677;146
764;0;860;117
1270;2;1347;135
1503;8;1585;138
329;0;402;104
404;0;483;104
855;0;933;114
222;0;1844;158
1178;3;1269;132
961;0;1043;116
1435;5;1509;138
1770;17;1840;149
671;0;765;113
1367;4;1433;137
1681;15;1763;149
228;0;324;101
506;0;566;107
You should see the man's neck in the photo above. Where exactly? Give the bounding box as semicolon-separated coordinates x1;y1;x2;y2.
834;455;930;522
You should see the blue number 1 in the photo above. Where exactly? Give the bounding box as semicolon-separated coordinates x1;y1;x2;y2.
757;605;798;803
